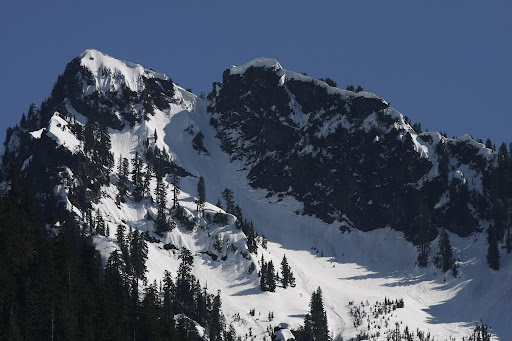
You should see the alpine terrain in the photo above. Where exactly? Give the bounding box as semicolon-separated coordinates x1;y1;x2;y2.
1;49;511;341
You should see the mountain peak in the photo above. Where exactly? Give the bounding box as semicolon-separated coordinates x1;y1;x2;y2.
227;57;383;103
229;57;283;75
79;48;168;93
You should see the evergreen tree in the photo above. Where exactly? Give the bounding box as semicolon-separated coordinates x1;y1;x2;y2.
233;205;243;222
122;157;130;177
485;138;493;150
155;175;170;234
260;255;267;291
83;118;114;183
162;270;176;321
194;283;208;326
131;152;142;184
139;282;159;340
96;210;106;236
116;224;126;250
487;226;500;270
266;260;276;292
84;119;97;155
304;287;329;341
171;172;181;209
320;77;337;87
132;152;144;201
116;155;123;174
435;229;454;273
436;141;449;180
242;220;258;254
412;122;422;134
85;207;94;234
280;254;293;288
26;103;36;126
176;247;195;310
130;229;148;282
355;85;364;92
20;113;27;129
142;164;152;200
197;176;206;214
224;325;237;341
105;249;126;295
116;224;130;273
221;188;235;213
98;122;114;173
289;271;296;287
209;291;224;341
117;157;129;203
261;234;268;249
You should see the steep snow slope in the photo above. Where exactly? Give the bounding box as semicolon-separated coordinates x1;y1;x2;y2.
46;112;82;152
161;90;509;340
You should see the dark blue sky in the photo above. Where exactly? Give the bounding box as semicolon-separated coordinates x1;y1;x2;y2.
1;1;510;145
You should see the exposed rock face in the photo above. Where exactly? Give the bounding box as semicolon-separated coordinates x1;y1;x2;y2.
208;59;494;241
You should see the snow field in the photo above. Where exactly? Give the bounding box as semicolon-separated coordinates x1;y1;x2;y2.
163;88;509;339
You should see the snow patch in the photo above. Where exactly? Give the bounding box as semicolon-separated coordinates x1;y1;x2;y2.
315;114;353;138
229;57;283;75
46;112;81;153
434;191;450;209
80;49;169;93
453;170;466;184
21;155;32;171
29;128;44;139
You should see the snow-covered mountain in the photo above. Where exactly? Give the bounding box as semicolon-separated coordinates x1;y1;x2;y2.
2;49;510;340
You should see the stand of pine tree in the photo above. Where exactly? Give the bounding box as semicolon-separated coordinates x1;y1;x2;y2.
0;184;235;341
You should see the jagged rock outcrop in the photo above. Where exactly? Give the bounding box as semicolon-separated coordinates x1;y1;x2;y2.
208;58;496;240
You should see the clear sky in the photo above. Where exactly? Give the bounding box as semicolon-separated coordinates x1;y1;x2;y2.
1;1;511;145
